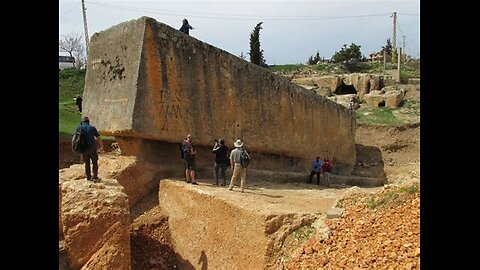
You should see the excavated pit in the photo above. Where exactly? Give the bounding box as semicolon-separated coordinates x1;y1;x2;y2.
59;150;384;269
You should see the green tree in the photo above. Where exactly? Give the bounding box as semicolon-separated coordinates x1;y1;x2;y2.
382;38;392;55
332;43;362;64
381;38;393;62
307;51;321;65
249;22;267;67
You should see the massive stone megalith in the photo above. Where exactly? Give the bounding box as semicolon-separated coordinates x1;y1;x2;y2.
83;16;356;174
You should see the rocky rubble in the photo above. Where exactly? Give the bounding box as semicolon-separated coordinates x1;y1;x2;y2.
283;182;420;269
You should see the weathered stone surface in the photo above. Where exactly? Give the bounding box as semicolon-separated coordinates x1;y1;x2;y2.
83;17;356;174
369;76;382;92
326;207;345;219
59;182;63;238
159;180;323;269
327;94;359;109
407;78;420;85
60;178;131;269
293;73;385;98
351;144;386;179
328;174;386;187
363;87;405;108
342;73;371;96
59;155;167;207
385;90;405;107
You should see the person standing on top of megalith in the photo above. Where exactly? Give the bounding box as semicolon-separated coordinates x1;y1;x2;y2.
179;18;194;35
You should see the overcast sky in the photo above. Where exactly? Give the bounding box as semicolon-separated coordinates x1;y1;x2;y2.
59;0;420;65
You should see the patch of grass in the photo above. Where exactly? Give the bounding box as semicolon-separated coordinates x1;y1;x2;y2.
399;184;419;194
268;64;304;72
59;69;85;136
336;199;345;208
292;226;314;242
365;191;399;209
400;64;420;80
59;103;82;137
311;63;345;74
355;106;404;126
397;100;420;118
59;68;86;103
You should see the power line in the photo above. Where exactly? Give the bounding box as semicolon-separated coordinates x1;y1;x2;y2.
59;2;80;19
397;13;420;16
85;1;389;22
396;20;420;55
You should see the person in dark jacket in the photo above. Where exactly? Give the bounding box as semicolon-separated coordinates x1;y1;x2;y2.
74;116;103;182
75;95;83;113
212;138;229;186
179;18;194;35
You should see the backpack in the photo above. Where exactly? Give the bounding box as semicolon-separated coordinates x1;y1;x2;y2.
240;150;250;168
72;128;86;153
182;143;193;159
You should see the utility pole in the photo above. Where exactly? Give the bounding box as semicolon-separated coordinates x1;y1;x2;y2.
396;48;401;83
391;12;397;64
81;0;90;55
402;35;406;62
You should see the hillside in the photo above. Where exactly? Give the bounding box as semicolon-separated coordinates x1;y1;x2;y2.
59;68;85;137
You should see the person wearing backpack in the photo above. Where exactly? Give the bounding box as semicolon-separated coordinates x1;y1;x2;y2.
181;134;198;185
74;116;103;182
212;138;228;186
228;139;249;193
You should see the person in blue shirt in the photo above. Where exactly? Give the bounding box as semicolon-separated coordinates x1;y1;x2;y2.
179;19;194;35
75;116;103;182
307;156;324;185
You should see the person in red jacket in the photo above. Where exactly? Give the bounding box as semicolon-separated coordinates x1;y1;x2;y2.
321;158;332;187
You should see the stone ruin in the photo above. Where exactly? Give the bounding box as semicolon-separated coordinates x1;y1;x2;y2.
59;16;381;269
82;16;356;175
291;73;417;109
363;86;405;108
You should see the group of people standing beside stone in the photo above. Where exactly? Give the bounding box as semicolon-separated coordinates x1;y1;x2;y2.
308;156;332;187
180;134;249;193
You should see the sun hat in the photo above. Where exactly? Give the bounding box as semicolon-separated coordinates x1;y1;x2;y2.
234;139;244;148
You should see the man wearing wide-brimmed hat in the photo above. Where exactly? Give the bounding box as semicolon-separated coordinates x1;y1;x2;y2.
228;139;248;192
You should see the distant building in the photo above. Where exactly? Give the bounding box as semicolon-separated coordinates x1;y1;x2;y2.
369;52;383;63
59;55;75;70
